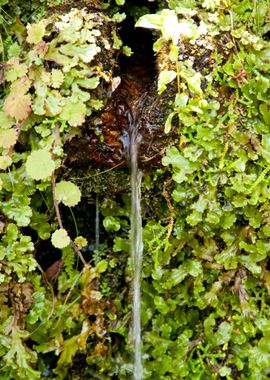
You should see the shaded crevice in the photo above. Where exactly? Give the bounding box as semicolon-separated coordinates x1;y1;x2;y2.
65;8;176;169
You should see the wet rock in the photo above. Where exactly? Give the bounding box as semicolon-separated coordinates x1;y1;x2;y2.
65;28;178;168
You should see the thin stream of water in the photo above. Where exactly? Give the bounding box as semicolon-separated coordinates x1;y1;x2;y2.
129;109;143;380
95;193;100;251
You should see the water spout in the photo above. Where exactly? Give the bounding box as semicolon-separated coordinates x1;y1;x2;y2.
130;129;143;380
95;193;100;251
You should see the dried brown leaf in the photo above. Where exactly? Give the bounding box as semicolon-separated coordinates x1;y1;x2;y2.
3;92;31;122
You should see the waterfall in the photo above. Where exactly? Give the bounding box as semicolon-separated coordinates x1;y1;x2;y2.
129;110;143;380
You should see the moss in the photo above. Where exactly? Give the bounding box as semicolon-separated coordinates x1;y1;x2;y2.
2;0;270;379
66;164;130;196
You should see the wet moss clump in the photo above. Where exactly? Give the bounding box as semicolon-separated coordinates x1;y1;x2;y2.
66;165;131;196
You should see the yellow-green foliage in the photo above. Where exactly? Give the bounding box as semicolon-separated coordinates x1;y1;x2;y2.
135;1;270;379
1;0;270;379
0;2;126;379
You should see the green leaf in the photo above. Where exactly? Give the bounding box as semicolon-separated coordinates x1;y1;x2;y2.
51;228;70;249
4;223;19;242
27;22;46;44
223;61;234;75
59;43;100;63
249;337;270;371
239;255;261;275
0;111;14;128
154;296;170;314
103;216;121;232
51;69;64;88
96;259;108;274
123;46;132;56
74;236;88;249
186;259;202;276
111;29;122;49
164;112;177;134
260;103;270;125
76;77;100;90
202;0;221;11
88;99;104;111
192;196;208;213
112;12;127;23
113;237;129;252
0;128;17;148
162;147;197;183
220;213;236;229
54;335;79;377
219;367;231;377
255;318;270;334
262;134;270;162
25;149;55;180
168;267;188;287
165;259;202;288
60;98;86;126
158;70;177;94
180;67;202;95
175;93;189;107
4;326;40;379
215;321;232;345
11;77;31;94
135;14;163;29
186;72;202;95
45;91;64;116
2;196;32;226
71;83;90;102
215;245;238;269
55;181;82;207
30;212;51;240
186;211;202;226
5;61;27;82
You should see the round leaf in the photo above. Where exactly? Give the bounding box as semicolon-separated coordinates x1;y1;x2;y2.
27;22;46;44
0;155;12;170
51;228;70;249
55;181;81;207
0;111;14;129
5;62;27;82
51;69;64;88
0;128;17;148
60;99;86;127
103;216;121;232
3;92;31;122
25;149;55;180
74;236;88;249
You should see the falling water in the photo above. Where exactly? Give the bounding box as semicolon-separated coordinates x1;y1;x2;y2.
128;108;143;380
95;193;100;251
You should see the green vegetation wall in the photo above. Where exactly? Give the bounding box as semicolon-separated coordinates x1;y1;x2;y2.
1;0;270;379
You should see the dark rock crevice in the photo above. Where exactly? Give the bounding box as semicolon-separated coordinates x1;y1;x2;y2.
65;11;176;169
